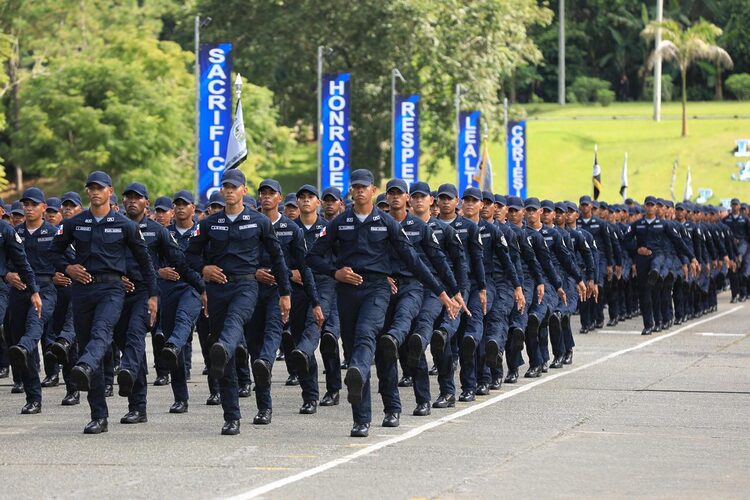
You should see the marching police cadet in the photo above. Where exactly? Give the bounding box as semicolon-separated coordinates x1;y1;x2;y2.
622;195;698;335
307;169;458;437
157;190;206;414
248;178;321;424
111;183;202;424
149;195;174;386
406;181;468;412
598;202;624;326
375;193;390;213
49;171;159;434
378;178;462;424
476;190;525;393
46;192;84;406
578;196;614;332
283;194;300;220
186;169;292;435
153;196;174;227
195;191;226;406
539;200;586;369
723;198;750;302
290;184;340;412
39;197;63;387
10;202;25;226
5;188;47;414
557;201;596;364
521;197;567;378
675;202;706;323
501;196;545;383
433;183;486;401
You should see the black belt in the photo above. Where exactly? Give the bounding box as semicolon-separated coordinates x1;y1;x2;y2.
36;275;55;284
392;275;419;285
89;273;123;284
354;272;389;282
226;274;257;282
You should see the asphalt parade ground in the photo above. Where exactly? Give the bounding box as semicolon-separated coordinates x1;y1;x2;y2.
1;292;748;499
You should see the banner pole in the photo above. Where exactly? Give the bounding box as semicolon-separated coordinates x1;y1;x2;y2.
194;15;200;197
455;84;461;187
391;69;405;180
317;46;324;191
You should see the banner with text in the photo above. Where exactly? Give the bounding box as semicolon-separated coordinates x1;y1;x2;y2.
393;94;420;186
198;42;233;203
507;120;527;198
457;110;481;195
320;73;351;192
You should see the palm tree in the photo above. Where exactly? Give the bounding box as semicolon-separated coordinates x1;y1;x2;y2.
642;19;733;136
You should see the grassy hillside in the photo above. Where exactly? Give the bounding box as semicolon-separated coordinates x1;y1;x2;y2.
261;101;750;204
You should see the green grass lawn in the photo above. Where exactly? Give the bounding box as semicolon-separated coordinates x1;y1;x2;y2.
258;101;750;204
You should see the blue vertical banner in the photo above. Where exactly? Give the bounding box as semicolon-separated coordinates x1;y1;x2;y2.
393;94;420;186
321;73;351;192
457;110;481;195
198;42;233;203
507;120;527;198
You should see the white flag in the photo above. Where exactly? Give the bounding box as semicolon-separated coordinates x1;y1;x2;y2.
619;153;628;201
225;84;247;170
684;166;693;201
669;160;678;201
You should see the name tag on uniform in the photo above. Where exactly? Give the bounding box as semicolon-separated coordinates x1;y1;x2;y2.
433;229;443;235
239;224;257;230
405;231;420;237
38;237;53;242
339;225;354;231
457;228;468;234
371;226;387;232
276;231;293;237
104;228;122;233
142;231;156;237
75;226;92;232
210;225;229;231
481;233;490;239
654;225;663;228
591;224;599;228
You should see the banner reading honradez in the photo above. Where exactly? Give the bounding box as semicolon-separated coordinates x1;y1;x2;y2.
198;42;233;203
507;120;527;198
320;73;350;192
393;94;420;187
457;110;481;195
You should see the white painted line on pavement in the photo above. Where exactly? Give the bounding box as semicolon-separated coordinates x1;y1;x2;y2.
695;332;745;337
226;305;744;500
599;330;642;334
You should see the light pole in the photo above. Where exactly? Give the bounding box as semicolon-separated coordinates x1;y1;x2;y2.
558;0;566;105
194;15;212;197
391;68;405;179
653;0;663;121
317;45;333;190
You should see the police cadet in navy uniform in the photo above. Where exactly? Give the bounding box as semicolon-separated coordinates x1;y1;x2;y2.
406;181;469;412
307;169;459;438
622;195;698;335
245;178;321;425
141;189;206;415
290;184;340;413
378;178;462;425
186;169;291;435
49;171;159;434
433;183;487;401
38;196;63;388
723;198;750;302
46;191;84;406
5;188;47;414
578;195;614;332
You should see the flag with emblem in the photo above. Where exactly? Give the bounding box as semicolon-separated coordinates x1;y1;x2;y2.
225;74;248;171
592;144;603;200
619;152;628;201
472;133;493;192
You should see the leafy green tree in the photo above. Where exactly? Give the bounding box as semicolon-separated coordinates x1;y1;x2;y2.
642;19;733;136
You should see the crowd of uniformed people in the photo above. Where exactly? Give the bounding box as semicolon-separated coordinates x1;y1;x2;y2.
0;168;747;437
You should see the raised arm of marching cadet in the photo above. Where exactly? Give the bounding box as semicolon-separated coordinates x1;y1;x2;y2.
492;228;522;289
1;222;39;293
306;221;338;277
601;222;614;268
666;221;697;266
124;220;159;298
156;225;204;293
573;231;595;282
529;231;563;290
442;223;469;293
384;214;447;298
466;222;487;291
519;230;545;285
553;230;584;283
420;223;459;296
289;223;319;306
260;217;292;297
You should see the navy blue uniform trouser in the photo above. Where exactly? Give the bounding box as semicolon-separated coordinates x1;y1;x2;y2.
9;283;57;405
208;280;259;422
113;286;151;413
196;313;220;395
337;278;391;425
317;275;341;395
72;282;126;420
477;278;514;385
525;281;554;368
0;283;10;370
377;280;423;414
460;280;496;393
160;284;201;403
410;288;445;405
287;282;319;403
245;283;282;411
